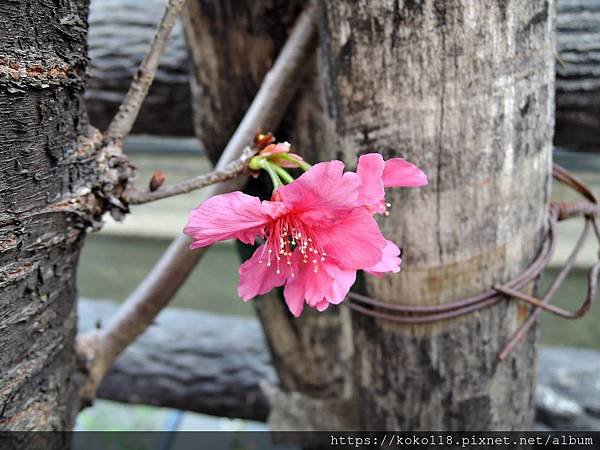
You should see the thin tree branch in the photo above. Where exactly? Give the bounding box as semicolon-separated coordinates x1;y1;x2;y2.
125;146;256;204
104;0;187;143
79;299;274;421
76;2;318;404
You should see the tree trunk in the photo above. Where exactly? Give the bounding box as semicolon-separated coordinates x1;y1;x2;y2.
0;0;90;430
317;0;555;430
181;0;304;162
182;0;357;430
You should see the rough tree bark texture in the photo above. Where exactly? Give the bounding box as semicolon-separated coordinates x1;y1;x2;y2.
0;0;90;430
317;0;555;430
182;0;356;430
181;0;303;162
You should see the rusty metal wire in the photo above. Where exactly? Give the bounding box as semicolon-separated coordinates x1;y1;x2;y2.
347;164;600;361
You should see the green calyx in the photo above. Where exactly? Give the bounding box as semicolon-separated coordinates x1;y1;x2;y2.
248;153;313;193
248;156;264;171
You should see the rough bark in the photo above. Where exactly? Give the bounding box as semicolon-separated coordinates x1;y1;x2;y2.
317;0;555;430
182;0;357;430
181;0;304;162
0;0;90;430
555;0;600;151
86;0;193;136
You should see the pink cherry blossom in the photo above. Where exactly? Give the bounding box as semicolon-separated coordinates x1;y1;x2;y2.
356;153;428;214
184;153;427;316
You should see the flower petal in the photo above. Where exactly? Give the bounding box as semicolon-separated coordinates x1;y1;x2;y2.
238;244;289;301
315;299;330;312
365;240;402;277
319;261;357;304
282;277;305;317
313;208;386;270
184;192;286;248
356;153;386;213
276;160;361;224
382;158;428;187
260;142;290;156
284;252;356;314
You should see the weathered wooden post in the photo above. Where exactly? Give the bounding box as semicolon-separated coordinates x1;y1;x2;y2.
182;0;358;429
317;0;555;429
